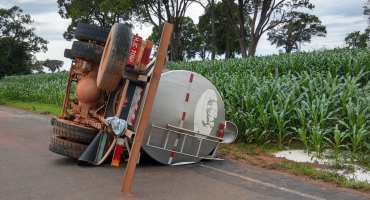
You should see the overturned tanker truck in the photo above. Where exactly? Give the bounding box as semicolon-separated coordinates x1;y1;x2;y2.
49;22;238;166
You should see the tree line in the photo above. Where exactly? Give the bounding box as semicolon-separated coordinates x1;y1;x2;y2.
57;0;370;58
56;0;327;61
344;0;370;48
0;6;64;78
1;0;369;78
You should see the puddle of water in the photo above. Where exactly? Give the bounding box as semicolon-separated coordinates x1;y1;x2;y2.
273;150;370;183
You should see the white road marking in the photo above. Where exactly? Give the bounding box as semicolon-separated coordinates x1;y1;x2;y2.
200;164;326;200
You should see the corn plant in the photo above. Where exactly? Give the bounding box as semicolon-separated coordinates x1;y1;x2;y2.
238;110;258;143
308;124;329;159
325;125;347;164
343;98;369;130
255;104;272;145
291;106;310;153
269;100;291;150
347;125;369;162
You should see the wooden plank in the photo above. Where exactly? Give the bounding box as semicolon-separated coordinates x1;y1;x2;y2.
136;57;157;83
135;40;146;70
139;41;154;71
124;130;135;138
146;57;157;76
122;70;140;81
121;22;173;194
137;75;148;83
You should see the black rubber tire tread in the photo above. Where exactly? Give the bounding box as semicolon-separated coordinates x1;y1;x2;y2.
74;23;110;44
49;136;88;159
71;41;104;62
53;118;99;143
97;23;132;92
64;49;74;60
51;116;57;126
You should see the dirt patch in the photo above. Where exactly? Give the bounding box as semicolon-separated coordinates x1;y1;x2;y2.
219;144;332;170
218;144;282;166
220;146;283;167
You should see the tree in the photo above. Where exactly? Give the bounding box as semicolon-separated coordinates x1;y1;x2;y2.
0;6;48;78
222;0;248;57
223;0;314;57
198;2;246;58
149;17;202;61
135;0;195;61
364;0;370;29
267;12;326;53
344;31;369;48
195;0;217;60
345;0;370;48
29;55;44;73
43;59;64;73
178;18;203;61
57;0;137;40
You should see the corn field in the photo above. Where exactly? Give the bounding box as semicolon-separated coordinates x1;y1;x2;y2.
168;48;370;161
0;72;69;106
168;48;370;84
1;48;370;161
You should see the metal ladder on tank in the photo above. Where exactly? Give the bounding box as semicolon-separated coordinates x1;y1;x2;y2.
145;124;224;160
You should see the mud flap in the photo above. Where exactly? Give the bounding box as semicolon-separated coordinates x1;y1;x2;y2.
78;131;104;165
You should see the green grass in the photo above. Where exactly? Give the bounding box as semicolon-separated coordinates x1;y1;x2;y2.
0;98;62;116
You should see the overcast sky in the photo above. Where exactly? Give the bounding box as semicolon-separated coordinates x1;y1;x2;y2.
0;0;368;71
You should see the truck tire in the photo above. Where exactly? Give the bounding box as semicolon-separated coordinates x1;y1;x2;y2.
71;41;104;62
53;118;99;143
74;23;110;44
64;49;74;60
49;136;88;159
51;116;57;126
97;23;132;92
104;80;125;118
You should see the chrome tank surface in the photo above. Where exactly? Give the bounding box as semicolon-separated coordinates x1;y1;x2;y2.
141;70;225;165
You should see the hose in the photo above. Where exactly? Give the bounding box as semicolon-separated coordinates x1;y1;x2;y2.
91;133;119;165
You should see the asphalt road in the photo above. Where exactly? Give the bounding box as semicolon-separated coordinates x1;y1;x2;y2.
1;105;369;200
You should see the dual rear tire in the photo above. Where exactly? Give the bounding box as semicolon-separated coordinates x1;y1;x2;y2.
52;118;99;144
49;136;88;159
49;117;98;159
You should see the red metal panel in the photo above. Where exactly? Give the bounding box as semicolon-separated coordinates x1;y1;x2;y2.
127;35;142;67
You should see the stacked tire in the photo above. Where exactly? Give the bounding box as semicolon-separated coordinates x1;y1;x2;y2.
49;117;99;159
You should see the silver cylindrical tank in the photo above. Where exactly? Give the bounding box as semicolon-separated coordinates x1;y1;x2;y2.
141;70;225;165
